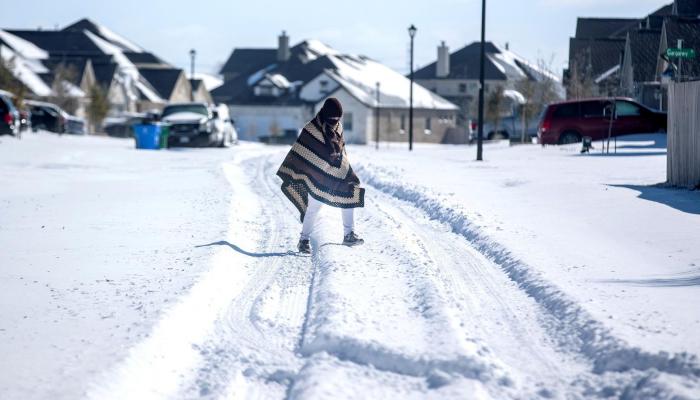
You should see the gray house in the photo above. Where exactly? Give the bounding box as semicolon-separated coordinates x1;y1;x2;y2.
414;41;562;127
213;32;458;144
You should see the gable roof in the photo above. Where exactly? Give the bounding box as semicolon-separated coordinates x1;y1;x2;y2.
138;67;183;99
62;18;143;52
213;43;337;105
91;62;118;87
124;51;167;66
41;57;90;85
219;48;277;77
5;30;104;57
575;18;639;39
414;42;505;80
627;29;662;82
568;37;625;77
213;39;458;110
652;3;674;16
673;0;700;17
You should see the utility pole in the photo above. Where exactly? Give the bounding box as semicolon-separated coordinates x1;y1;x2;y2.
476;0;486;161
376;82;381;150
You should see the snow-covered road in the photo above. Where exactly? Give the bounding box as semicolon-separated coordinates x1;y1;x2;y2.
2;133;699;399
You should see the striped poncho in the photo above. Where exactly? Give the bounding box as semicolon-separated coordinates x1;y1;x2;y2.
276;116;365;222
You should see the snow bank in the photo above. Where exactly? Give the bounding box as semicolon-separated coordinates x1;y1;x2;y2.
354;162;700;379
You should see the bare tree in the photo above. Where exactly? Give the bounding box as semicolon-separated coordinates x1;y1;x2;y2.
566;52;598;100
516;58;561;142
50;63;80;115
87;84;110;134
485;85;505;138
0;56;28;108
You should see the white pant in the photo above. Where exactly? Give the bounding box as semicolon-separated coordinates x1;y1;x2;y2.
300;196;354;240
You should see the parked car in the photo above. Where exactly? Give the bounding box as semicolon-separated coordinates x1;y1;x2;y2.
0;90;21;137
25;100;86;135
259;129;298;145
468;116;541;142
160;102;237;147
537;98;667;145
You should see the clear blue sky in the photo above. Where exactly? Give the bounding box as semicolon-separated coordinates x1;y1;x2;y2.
0;0;670;77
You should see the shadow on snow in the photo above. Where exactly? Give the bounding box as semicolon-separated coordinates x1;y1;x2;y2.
195;240;305;258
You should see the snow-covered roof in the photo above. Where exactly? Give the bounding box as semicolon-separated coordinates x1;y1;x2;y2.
324;54;457;110
503;89;526;105
265;73;291;89
489;44;561;83
0;44;52;97
93;22;143;53
187;72;224;91
246;64;277;86
84;30;163;103
595;64;621;84
302;39;341;61
0;29;48;60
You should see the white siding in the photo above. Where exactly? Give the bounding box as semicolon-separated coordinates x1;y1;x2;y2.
228;105;312;141
315;89;372;144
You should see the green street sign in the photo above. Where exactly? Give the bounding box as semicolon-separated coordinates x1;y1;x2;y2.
667;48;696;59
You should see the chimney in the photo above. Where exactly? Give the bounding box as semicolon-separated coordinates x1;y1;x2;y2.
436;41;450;78
505;42;509;51
278;31;290;62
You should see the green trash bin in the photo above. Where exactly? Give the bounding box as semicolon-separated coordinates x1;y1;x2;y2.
159;124;170;148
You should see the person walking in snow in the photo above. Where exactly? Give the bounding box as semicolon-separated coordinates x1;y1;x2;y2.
276;97;365;254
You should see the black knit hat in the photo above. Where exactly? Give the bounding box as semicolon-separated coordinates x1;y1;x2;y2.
319;97;343;121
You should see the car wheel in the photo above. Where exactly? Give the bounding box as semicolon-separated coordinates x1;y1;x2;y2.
558;131;581;145
488;131;508;140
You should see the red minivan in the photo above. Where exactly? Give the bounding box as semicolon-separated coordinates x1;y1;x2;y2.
538;97;667;145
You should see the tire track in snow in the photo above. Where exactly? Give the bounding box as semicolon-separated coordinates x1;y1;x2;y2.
85;149;280;400
187;153;314;399
354;163;700;394
289;190;516;397
367;189;584;397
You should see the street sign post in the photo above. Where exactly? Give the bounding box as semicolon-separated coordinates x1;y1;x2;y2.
666;48;696;59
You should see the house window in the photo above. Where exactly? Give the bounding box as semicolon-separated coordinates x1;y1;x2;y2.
459;83;467;93
344;112;354;131
425;117;432;134
400;114;406;134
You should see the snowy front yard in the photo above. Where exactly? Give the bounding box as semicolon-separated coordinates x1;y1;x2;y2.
0;132;698;399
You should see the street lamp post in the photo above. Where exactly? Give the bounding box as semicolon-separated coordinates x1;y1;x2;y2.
376;82;381;150
476;0;486;161
408;24;417;152
189;49;196;101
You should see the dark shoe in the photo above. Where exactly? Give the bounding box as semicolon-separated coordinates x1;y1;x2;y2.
343;232;364;246
298;239;311;254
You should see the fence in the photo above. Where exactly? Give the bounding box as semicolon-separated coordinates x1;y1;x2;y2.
667;80;700;188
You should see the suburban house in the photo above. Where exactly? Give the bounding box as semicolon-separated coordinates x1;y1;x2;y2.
413;41;563;126
213;32;458;144
565;17;637;97
0;18;208;118
568;0;700;110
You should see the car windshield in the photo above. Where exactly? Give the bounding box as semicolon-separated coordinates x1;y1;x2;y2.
162;104;208;117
